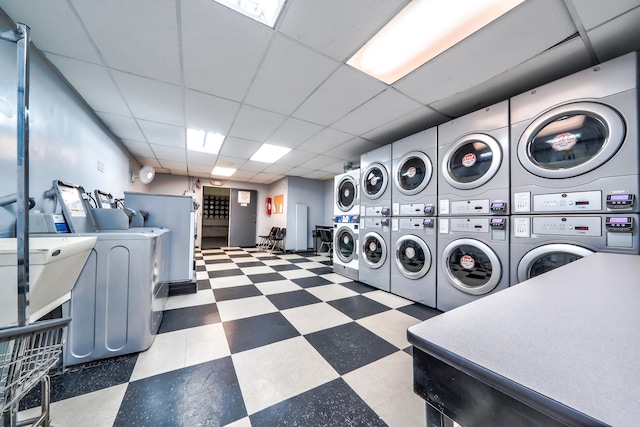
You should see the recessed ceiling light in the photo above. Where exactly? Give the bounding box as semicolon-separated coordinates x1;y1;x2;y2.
348;0;525;84
211;166;237;177
250;144;291;163
214;0;287;28
187;128;225;154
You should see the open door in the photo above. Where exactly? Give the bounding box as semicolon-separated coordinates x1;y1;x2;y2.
229;189;257;247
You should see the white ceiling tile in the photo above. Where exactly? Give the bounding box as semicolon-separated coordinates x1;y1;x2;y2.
301;170;333;180
122;139;154;158
228;105;286;141
187;151;218;166
169;169;189;176
228;170;257;181
268;118;324;148
239;160;270;173
361;106;448;144
71;0;181;83
138;120;185;148
277;149;318;166
136;157;162;168
295;127;354;154
46;54;129;115
96;113;145;141
0;0;101;63
322;161;350;174
331;89;422;135
150;144;186;161
262;163;296;175
214;155;248;170
286;167;314;177
299;155;340;170
180;0;272;101
278;0;407;61
112;71;184;126
159;160;187;170
293;65;386;126
184;89;241;135
323;138;379;162
187;163;214;174
219;137;262;160
248;172;282;184
587;7;640;62
570;0;640;30
394;0;576;105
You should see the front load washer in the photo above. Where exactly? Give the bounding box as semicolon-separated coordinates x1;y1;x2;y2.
438;100;510;216
437;216;510;311
511;214;640;284
360;145;392;217
358;217;391;291
334;169;360;216
391;127;437;217
511;52;639;214
390;216;437;307
333;214;359;281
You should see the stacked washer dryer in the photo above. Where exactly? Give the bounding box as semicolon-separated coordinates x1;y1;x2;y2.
389;128;438;307
333;169;360;281
510;52;640;284
358;145;392;291
436;101;511;311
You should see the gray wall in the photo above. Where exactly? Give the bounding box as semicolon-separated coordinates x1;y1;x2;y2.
285;176;325;251
0;15;144;237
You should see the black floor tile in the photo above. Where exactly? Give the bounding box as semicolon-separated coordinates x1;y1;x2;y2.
306;322;398;375
398;303;442;321
20;354;138;409
223;312;300;353
270;263;301;271
256;255;280;261
340;280;378;294
158;303;220;333
292;276;332;288
250;378;386;427
214;284;263;301
197;279;211;290
195;264;206;271
114;357;246;427
248;272;287;283
237;261;266;267
308;266;334;275
267;290;322;310
208;268;244;278
328;295;391;320
286;257;312;263
404;346;413;356
228;253;253;258
204;258;234;264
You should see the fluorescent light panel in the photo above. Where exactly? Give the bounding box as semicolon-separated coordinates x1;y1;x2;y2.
187;128;225;154
211;166;237;177
214;0;286;27
348;0;525;84
250;144;291;163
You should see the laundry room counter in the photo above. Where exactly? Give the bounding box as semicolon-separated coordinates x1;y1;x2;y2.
408;252;640;427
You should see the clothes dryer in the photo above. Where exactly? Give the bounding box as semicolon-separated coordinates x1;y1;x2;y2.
334;169;360;216
511;214;640;284
359;217;391;291
390;217;437;307
437;216;509;311
438;101;510;216
510;52;639;214
332;214;359;281
360;145;392;217
391;127;437;217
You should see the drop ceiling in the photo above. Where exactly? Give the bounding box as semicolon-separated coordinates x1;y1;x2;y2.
0;0;639;184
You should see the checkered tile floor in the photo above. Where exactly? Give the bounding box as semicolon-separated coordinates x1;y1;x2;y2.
20;247;441;426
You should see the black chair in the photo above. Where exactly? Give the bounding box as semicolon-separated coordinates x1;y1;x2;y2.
258;227;280;251
268;227;286;253
318;229;333;255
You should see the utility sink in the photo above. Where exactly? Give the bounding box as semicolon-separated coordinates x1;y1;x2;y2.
0;236;97;326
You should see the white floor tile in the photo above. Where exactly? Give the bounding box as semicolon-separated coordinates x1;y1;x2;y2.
203;254;232;260
209;275;253;289
240;266;276;275
216;295;278;321
254;280;303;295
306;284;358;301
223;416;252;427
233;257;260;263
206;262;240;271
319;273;354;283
281;303;352;335
363;290;413;308
261;259;294;266
165;289;215;310
357;310;421;349
294;261;328;269
374;386;427;427
130;329;187;381
306;255;331;262
185;323;231;366
278;254;304;259
278;269;317;279
196;271;210;280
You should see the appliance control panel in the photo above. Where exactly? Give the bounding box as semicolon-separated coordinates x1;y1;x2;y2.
606;194;635;210
395;203;435;216
531;216;601;237
333;215;359;224
605;216;633;232
532;191;602;212
489;217;507;230
490;201;508;214
362;206;390;216
449;217;490;233
450;199;490;214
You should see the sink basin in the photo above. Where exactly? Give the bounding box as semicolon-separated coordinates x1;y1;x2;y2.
0;236;97;326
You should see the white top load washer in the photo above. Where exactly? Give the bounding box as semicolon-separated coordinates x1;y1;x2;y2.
438;101;510;216
360;145;392;217
334;169;360;216
510;52;639;214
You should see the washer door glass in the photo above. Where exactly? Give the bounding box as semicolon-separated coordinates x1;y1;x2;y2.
442;239;501;295
362;164;388;200
395;235;432;279
395;151;432;196
518;102;625;179
335;227;357;263
517;244;594;283
442;133;502;190
362;232;387;269
336;177;357;211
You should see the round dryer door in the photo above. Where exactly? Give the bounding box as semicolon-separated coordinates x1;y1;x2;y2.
517;102;625;178
361;232;387;269
361;163;388;200
442;238;502;295
394;235;432;279
442;133;502;189
335;227;357;263
394;151;433;196
517;244;594;283
336;176;357;212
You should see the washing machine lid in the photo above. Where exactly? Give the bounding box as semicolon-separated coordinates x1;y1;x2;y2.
361;163;389;200
336;175;357;212
361;231;387;268
517;102;625;179
442;238;502;295
517;243;595;283
335;226;357;263
442;133;502;190
394;234;432;279
394;151;433;196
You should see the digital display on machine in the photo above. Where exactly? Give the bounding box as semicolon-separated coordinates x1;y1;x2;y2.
608;217;630;223
491;218;503;223
574;226;589;231
610;194;632;201
575;201;590;205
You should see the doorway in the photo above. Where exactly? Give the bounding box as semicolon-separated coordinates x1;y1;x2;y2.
201;186;230;249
